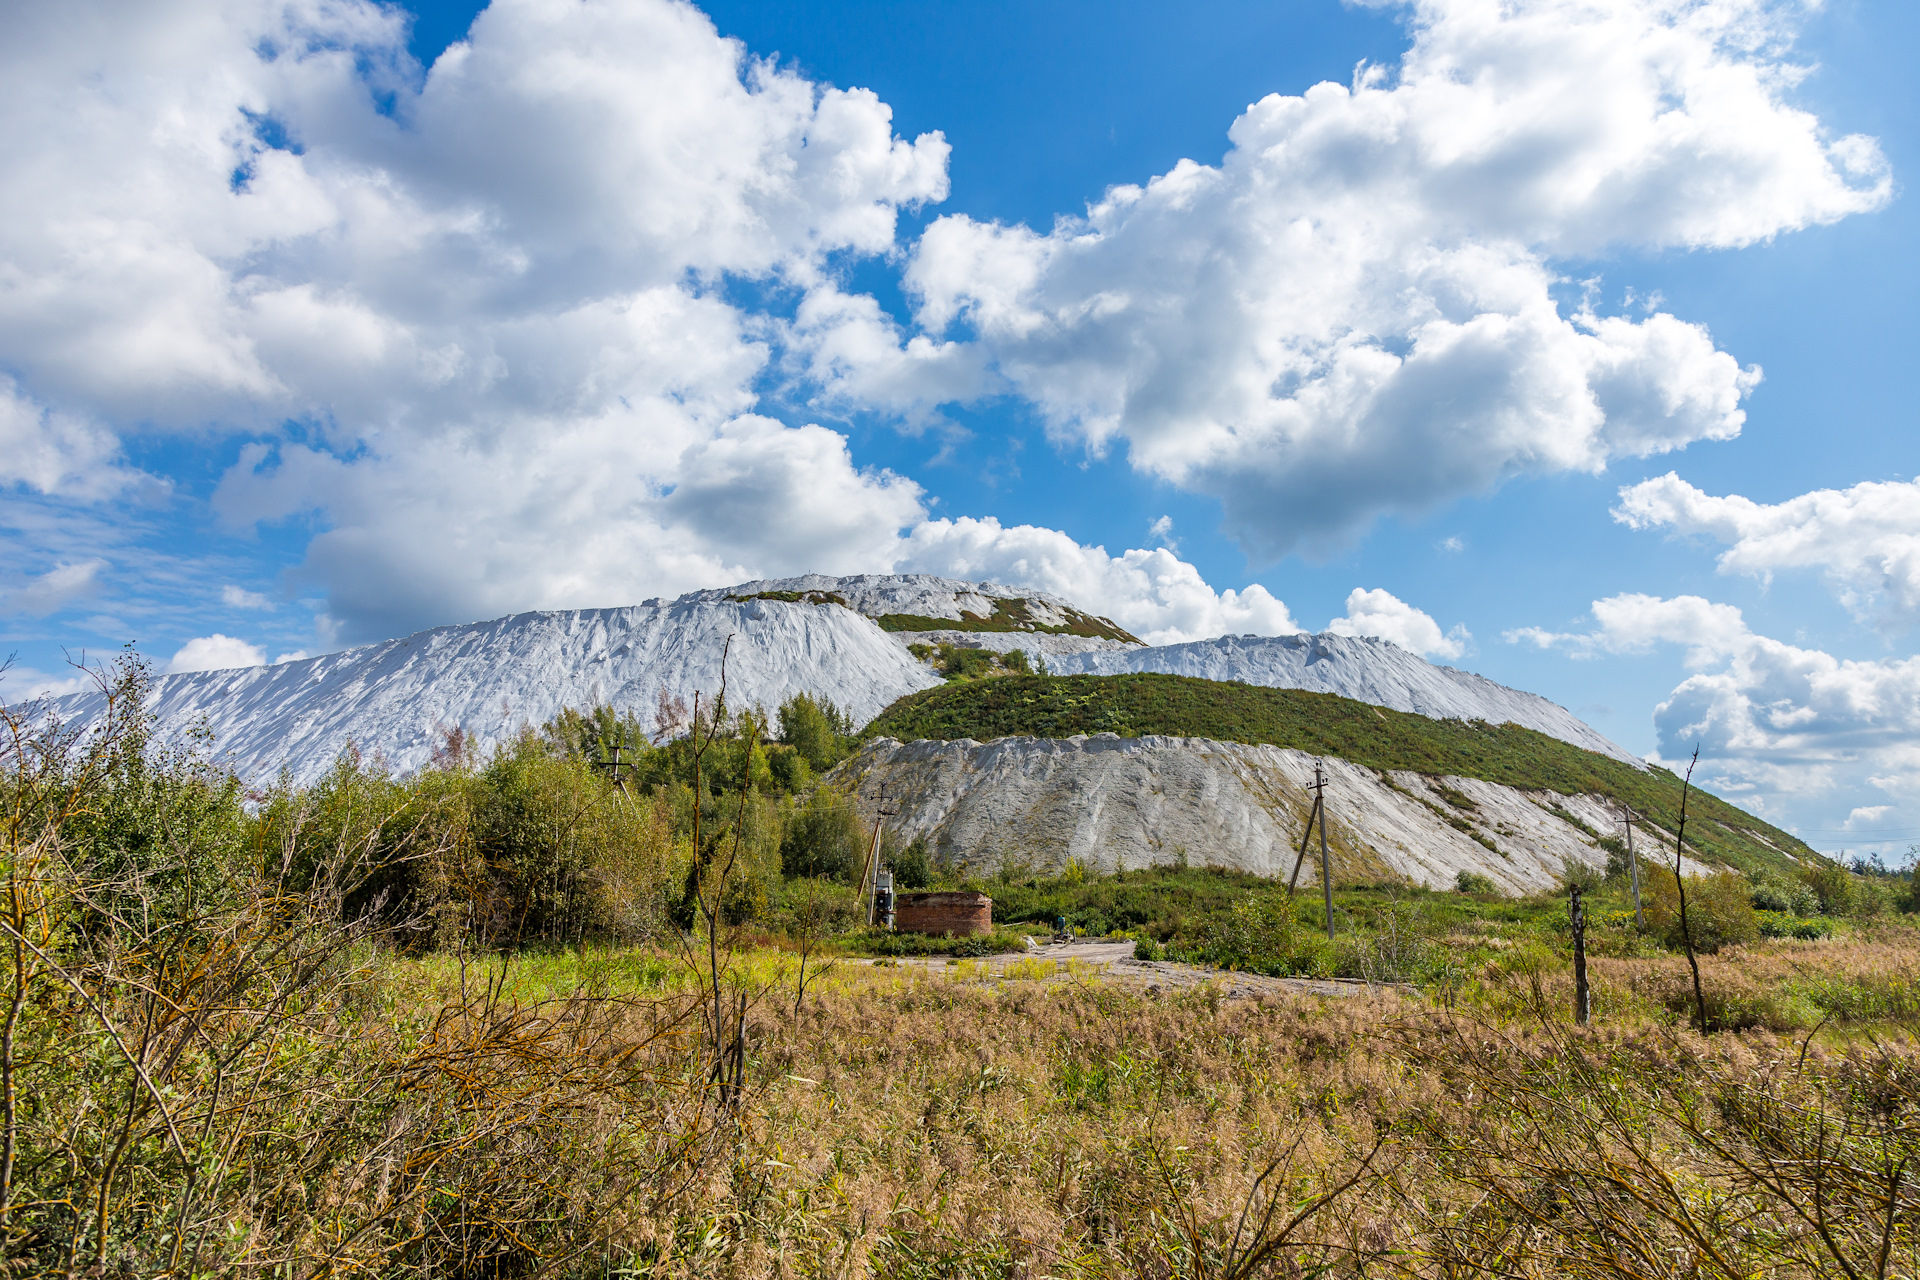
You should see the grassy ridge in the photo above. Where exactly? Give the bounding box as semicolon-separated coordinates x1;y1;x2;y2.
873;595;1139;642
862;673;1817;875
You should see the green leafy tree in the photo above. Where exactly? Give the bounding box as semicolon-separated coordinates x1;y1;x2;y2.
777;693;853;772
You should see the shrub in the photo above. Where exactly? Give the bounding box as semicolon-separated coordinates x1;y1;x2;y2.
891;833;934;889
780;786;864;880
1750;874;1820;916
1799;860;1857;916
1646;870;1759;954
1757;910;1833;940
1133;935;1165;961
1559;855;1605;895
1456;870;1497;894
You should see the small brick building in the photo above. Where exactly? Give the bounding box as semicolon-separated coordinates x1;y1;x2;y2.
894;890;993;937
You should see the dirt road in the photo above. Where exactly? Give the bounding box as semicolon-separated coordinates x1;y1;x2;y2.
864;938;1416;1001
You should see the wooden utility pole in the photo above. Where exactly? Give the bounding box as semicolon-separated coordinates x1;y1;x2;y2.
1316;764;1334;941
1569;883;1590;1025
1622;802;1645;929
1286;789;1323;896
858;783;899;926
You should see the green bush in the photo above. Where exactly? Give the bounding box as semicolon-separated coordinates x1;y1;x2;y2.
849;927;1030;957
891;834;934;889
780;786;864;880
1559;856;1605;894
1750;874;1820;916
1756;910;1833;940
1799;860;1857;916
1647;870;1759;954
1456;870;1497;894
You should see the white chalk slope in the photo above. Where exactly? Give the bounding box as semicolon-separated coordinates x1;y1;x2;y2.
28;573;1637;788
842;734;1702;892
1050;632;1640;765
40;595;942;788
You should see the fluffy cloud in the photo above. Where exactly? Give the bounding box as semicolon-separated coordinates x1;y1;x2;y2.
1;559;107;618
167;634;267;674
880;0;1884;557
1616;472;1920;629
1327;587;1468;659
2;0;953;641
0;379;135;499
1510;594;1920;846
895;518;1299;644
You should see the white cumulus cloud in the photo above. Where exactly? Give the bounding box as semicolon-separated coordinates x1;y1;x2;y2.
1616;472;1920;629
1;0;953;642
167;634;267;674
895;517;1299;644
869;0;1885;558
1327;587;1469;659
1509;593;1920;848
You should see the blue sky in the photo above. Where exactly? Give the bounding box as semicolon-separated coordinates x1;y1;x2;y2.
1;0;1916;856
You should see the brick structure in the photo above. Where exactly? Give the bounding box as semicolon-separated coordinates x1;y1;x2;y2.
894;891;993;937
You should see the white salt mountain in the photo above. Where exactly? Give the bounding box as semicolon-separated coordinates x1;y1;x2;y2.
39;593;942;789
31;573;1637;791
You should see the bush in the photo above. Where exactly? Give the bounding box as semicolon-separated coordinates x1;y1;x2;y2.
1132;935;1165;961
1559;856;1605;894
1756;910;1833;941
1750;874;1820;916
1799;860;1857;916
1646;870;1758;954
780;786;864;880
891;834;934;889
849;927;1030;957
1456;870;1497;894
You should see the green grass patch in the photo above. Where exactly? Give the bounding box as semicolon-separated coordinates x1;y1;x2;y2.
842;926;1033;957
864;673;1813;877
873;596;1138;642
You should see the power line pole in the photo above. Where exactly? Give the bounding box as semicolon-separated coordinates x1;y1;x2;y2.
1316;763;1334;942
859;783;900;926
1622;801;1644;929
1570;883;1591;1025
1287;785;1323;896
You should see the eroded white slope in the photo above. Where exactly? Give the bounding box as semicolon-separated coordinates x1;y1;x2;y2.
841;734;1701;892
43;596;940;788
28;574;1636;792
1049;632;1642;765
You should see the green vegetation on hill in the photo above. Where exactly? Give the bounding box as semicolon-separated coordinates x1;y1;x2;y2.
873;595;1139;642
863;672;1818;876
729;589;849;607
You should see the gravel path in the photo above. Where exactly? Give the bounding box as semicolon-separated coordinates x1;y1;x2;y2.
863;938;1416;1000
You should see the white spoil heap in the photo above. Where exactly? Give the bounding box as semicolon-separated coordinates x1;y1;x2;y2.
24;573;1638;789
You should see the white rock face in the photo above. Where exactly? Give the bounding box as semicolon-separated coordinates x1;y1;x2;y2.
25;574;1638;800
38;596;940;788
840;735;1706;893
1049;632;1641;765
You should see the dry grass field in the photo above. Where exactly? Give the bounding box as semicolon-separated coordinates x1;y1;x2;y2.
8;661;1916;1276
317;929;1920;1279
